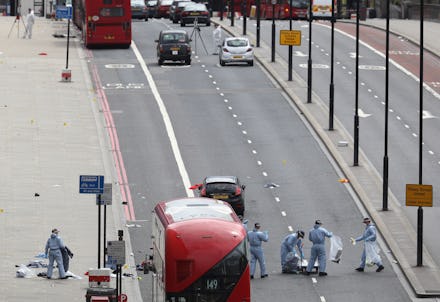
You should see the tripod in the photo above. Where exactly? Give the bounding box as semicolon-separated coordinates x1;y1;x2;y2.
190;18;208;56
8;14;27;39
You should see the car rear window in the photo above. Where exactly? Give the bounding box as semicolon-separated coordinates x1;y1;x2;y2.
227;39;248;47
206;183;236;193
162;32;187;43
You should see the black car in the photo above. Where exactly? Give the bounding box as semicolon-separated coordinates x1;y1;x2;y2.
146;0;158;18
131;0;148;21
191;176;246;216
180;3;211;27
169;0;193;23
155;30;192;65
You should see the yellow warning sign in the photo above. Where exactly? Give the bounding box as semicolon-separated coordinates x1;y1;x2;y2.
280;30;301;46
406;184;433;207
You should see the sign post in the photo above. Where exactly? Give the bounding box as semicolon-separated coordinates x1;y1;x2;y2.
79;175;104;268
56;5;73;82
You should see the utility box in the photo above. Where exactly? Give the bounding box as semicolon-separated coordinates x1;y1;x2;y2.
61;69;71;82
91;297;109;302
85;288;117;302
88;268;111;288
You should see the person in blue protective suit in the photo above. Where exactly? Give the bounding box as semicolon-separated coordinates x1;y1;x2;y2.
247;223;269;279
280;230;305;271
304;220;333;276
352;217;384;272
45;228;67;279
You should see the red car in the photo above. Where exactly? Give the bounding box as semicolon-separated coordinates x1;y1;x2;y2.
155;0;173;18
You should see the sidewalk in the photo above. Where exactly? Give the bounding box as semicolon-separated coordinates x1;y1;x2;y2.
0;16;142;301
212;17;440;298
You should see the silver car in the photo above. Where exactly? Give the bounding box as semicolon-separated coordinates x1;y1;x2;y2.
219;37;254;66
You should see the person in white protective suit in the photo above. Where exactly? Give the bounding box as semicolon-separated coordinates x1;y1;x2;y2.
212;25;222;55
23;8;35;39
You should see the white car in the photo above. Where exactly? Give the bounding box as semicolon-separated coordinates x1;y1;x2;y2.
219;37;254;66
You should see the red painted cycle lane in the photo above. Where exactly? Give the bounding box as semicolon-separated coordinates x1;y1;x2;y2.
334;22;440;95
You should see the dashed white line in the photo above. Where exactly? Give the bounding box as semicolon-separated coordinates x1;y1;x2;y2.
281;211;287;216
252;150;257;154
224;98;228;102
237;121;242;126
216;87;220;90
228;106;232;110
262;171;268;176
247;139;252;144
219;92;224;96
320;296;326;302
312;278;317;283
429;150;434;155
257;160;262;165
412;133;418;137
212;81;216;84
242;130;247;135
396;116;401;120
404;124;410;129
288;225;293;232
275;197;280;202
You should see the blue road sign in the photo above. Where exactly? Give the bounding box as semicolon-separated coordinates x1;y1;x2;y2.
79;175;104;194
55;6;72;19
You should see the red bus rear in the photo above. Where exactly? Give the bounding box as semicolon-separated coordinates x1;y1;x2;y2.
230;0;308;20
73;0;131;48
147;197;251;302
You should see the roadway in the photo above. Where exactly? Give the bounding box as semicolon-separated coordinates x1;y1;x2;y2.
87;17;418;301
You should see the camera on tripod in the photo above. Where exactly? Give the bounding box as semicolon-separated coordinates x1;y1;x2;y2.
193;17;200;31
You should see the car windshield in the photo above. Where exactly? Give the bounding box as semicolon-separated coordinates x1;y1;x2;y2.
161;0;173;5
161;32;187;43
206;183;237;193
184;3;206;10
226;39;248;47
147;0;157;5
131;0;145;4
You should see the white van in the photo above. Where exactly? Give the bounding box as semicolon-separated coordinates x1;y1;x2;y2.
312;0;334;19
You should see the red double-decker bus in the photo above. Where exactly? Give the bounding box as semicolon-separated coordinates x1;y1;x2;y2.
145;197;250;302
227;0;308;19
72;0;131;48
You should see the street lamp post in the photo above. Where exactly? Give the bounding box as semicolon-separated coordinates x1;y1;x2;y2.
242;0;247;35
288;0;293;80
271;0;276;62
256;0;261;47
417;0;425;268
307;0;312;103
382;0;390;211
231;0;235;26
329;0;335;130
353;0;360;166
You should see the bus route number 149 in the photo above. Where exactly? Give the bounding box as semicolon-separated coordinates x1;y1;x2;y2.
206;279;219;290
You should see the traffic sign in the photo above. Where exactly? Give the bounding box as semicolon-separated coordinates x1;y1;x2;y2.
55;6;72;19
107;240;126;265
406;184;433;207
79;175;104;194
280;30;301;46
119;294;128;302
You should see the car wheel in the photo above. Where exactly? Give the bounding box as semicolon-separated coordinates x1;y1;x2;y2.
206;21;211;26
158;59;163;65
185;58;191;65
248;60;254;66
220;59;225;66
173;18;177;23
180;21;185;27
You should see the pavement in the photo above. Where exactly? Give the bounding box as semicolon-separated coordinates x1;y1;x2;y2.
0;13;439;302
0;17;142;302
212;16;440;298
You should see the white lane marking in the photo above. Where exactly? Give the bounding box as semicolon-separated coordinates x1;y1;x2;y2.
257;161;262;165
237;121;242;126
242;130;247;135
321;23;440;101
423;110;437;119
220;92;224;96
288;225;293;232
275;197;280;202
262;171;268;176
281;211;286;216
312;277;317;283
358;108;371;118
247;139;252;144
228;106;232;110
252;150;257;154
131;41;194;197
320;296;326;302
